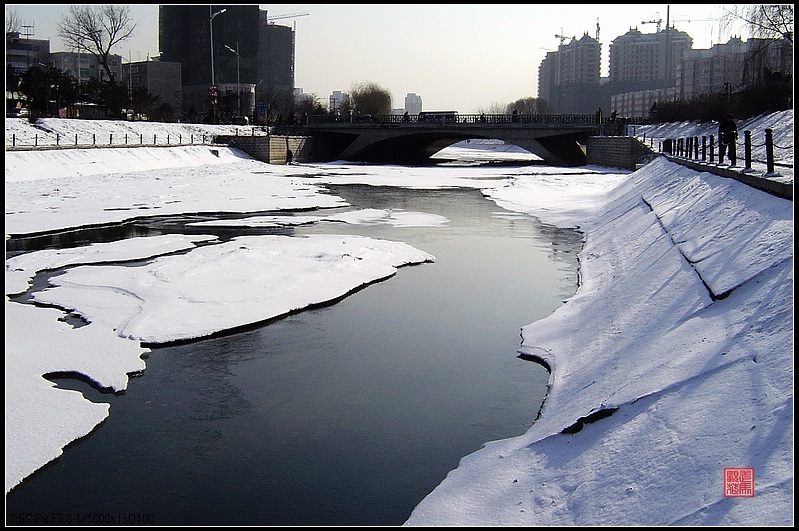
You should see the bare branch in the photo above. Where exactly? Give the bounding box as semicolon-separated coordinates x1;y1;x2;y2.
5;6;22;34
57;5;137;83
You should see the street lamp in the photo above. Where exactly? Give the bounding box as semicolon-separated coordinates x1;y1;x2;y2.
224;42;241;119
209;7;227;86
209;7;226;123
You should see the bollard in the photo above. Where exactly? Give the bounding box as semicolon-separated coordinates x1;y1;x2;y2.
12;133;15;147
744;130;752;170
765;129;775;174
694;136;699;159
93;133;96;145
56;134;59;146
167;134;170;144
153;134;157;144
709;135;715;162
125;133;128;144
701;136;707;161
110;133;113;145
75;133;78;146
140;133;144;144
35;134;38;147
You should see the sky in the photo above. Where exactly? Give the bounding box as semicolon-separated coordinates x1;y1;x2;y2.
4;110;793;524
5;4;749;113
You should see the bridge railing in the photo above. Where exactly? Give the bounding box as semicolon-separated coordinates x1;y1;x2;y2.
307;113;616;126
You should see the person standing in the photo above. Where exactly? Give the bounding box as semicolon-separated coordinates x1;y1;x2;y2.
718;114;738;164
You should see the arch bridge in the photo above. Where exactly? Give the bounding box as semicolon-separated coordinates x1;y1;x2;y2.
275;113;623;166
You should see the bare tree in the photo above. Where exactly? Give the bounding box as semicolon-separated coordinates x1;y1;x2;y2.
504;97;554;114
722;5;793;43
722;5;793;87
477;102;508;114
57;5;136;83
349;81;392;115
5;6;21;34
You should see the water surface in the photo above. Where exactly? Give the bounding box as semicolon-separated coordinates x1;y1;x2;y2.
6;183;583;525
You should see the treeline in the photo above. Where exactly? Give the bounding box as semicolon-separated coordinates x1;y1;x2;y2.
652;72;793;123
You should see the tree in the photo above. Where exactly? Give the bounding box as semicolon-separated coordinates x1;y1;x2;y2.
295;94;327;117
6;6;21;33
18;64;78;119
723;5;793;44
722;5;793;101
504;97;554;114
476;102;508;115
57;5;136;84
131;86;161;119
349;81;392;115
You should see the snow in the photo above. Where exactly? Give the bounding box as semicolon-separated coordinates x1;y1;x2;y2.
4;113;794;525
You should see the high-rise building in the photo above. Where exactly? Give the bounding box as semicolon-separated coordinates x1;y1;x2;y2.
257;12;296;119
537;32;601;114
329;90;347;112
404;93;422;114
608;27;693;86
158;5;261;121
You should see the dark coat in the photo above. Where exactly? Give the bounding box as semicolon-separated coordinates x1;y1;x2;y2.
718;117;738;144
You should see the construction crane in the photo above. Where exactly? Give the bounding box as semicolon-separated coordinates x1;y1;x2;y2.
266;11;309;24
641;18;663;32
555;28;574;45
642;16;716;33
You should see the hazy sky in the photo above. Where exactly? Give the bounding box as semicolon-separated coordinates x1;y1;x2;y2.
7;4;747;113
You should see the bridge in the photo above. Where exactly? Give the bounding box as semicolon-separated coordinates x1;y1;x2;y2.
273;113;627;166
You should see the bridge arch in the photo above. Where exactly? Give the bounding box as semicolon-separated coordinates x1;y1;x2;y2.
279;114;605;166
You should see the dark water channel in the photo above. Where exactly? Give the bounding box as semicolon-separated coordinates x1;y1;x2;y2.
6;184;583;526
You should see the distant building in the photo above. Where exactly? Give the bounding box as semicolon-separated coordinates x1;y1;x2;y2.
611;35;793;118
608;27;693;85
539;24;698;115
121;59;183;120
158;5;260;121
6;30;50;74
404;93;422;114
537;32;601;113
50;51;122;83
257;13;296;118
329;90;347;112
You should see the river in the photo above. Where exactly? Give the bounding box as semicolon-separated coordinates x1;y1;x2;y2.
5;167;584;525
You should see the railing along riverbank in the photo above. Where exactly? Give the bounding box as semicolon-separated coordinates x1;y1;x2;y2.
636;128;792;200
5;126;271;151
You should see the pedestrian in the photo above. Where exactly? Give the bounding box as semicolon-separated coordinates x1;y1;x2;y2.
595;107;603;124
718;114;738;164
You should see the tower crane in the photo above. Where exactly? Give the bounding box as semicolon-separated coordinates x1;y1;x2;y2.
642;16;716;33
641;18;663;32
555;29;574;45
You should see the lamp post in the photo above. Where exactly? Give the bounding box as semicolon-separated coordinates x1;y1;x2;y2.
209;6;227;122
224;42;241;119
